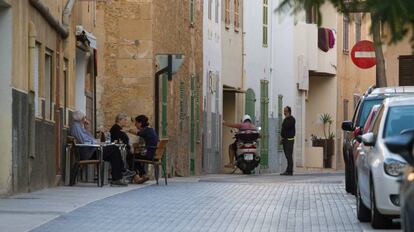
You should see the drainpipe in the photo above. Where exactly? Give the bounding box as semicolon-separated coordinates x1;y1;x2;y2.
28;0;73;38
62;0;76;27
28;22;37;191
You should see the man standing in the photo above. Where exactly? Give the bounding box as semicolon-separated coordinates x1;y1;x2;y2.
281;106;295;176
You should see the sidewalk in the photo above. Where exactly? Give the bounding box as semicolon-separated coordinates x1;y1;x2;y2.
0;182;150;232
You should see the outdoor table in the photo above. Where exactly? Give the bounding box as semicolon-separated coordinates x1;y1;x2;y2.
65;142;129;186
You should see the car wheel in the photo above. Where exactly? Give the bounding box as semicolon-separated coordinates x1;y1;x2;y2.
242;170;251;174
356;175;370;222
402;199;413;232
370;179;392;229
345;158;356;195
344;151;352;193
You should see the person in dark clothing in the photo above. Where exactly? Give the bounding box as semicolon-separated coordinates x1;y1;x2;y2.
110;113;134;170
129;115;159;184
280;106;296;176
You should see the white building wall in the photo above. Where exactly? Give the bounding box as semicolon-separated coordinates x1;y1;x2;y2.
203;0;222;173
0;5;13;195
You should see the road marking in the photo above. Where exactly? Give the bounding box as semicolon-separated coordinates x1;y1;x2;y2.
355;51;375;58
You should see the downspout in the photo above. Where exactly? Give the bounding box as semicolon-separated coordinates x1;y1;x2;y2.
28;0;75;39
62;0;76;27
28;22;37;191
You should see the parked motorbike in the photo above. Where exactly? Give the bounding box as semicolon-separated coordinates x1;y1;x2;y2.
233;129;261;174
384;129;414;232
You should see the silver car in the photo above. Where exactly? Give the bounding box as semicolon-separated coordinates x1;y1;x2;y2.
356;96;414;229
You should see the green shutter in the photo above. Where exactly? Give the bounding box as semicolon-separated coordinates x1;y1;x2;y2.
162;74;168;137
277;94;283;152
190;75;196;175
190;0;195;25
179;81;185;130
245;88;256;123
260;80;269;168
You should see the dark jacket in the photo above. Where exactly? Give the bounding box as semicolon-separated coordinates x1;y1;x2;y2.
137;127;158;159
281;115;296;139
110;124;130;151
110;124;129;144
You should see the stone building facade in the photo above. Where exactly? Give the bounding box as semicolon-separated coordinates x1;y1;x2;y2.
95;0;203;177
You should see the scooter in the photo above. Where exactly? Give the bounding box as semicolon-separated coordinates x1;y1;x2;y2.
234;129;261;174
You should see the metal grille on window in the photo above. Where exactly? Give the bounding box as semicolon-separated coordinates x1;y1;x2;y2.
263;0;268;47
277;95;283;152
179;81;185;130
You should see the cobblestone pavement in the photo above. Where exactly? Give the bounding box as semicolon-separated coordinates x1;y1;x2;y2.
30;173;398;232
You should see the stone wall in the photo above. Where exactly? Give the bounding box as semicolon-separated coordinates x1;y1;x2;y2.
96;0;203;176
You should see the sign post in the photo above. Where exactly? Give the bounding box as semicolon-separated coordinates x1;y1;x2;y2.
351;40;376;69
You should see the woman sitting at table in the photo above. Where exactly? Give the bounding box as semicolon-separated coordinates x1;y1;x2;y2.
70;110;135;186
110;113;134;170
128;115;158;184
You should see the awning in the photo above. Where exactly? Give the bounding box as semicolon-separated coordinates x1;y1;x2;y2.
223;85;246;93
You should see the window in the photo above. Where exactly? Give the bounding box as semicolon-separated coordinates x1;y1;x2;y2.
34;43;41;118
343;99;349;120
399;55;414;86
343;15;349;53
263;0;268;47
234;0;240;31
225;0;230;29
208;0;212;20
370;106;384;135
355;13;362;43
189;0;195;26
215;0;219;23
306;5;318;24
383;106;414;138
44;49;54;121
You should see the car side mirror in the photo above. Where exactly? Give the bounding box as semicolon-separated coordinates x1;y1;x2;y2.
355;135;362;143
384;132;414;166
342;121;354;132
361;132;376;146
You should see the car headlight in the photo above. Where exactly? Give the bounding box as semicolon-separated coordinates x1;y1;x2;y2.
383;158;406;176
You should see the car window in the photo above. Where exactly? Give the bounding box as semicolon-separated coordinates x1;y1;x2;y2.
351;99;361;125
356;98;384;128
383;105;414;138
370;105;384;135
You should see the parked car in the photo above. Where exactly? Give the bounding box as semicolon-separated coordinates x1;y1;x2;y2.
385;129;414;232
356;96;414;228
342;86;414;194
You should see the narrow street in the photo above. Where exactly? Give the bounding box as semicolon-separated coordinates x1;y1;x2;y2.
0;172;401;232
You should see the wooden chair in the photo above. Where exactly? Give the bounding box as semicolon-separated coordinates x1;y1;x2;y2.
134;139;169;185
66;136;103;186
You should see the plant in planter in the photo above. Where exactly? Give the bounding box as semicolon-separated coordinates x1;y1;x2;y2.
319;113;335;168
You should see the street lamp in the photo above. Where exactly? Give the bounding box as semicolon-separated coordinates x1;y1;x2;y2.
154;54;184;134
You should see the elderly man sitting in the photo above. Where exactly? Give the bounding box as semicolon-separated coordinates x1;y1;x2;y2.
70;110;135;186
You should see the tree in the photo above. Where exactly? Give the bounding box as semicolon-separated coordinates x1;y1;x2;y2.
277;0;414;87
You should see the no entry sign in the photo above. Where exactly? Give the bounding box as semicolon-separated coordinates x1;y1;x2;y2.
351;40;376;69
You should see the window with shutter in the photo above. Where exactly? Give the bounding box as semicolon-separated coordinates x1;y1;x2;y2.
234;0;239;31
225;0;230;29
343;16;349;53
399;55;414;86
263;0;268;47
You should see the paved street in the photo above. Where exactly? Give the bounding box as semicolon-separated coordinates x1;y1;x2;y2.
1;172;401;232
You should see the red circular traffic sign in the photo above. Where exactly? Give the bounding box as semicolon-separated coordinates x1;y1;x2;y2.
351;40;376;69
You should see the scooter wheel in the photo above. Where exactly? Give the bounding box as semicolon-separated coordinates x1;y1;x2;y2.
242;170;251;174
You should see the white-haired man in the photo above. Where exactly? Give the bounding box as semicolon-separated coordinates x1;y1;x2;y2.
70;110;135;186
